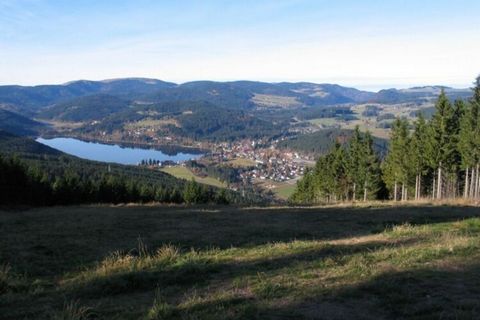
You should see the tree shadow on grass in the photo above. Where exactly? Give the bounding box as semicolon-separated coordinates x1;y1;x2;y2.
145;262;480;320
259;261;480;320
66;237;418;299
2;205;480;276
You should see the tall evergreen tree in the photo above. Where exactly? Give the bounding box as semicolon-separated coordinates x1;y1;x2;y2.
410;113;429;199
425;89;456;199
347;126;365;201
360;131;382;201
382;118;410;200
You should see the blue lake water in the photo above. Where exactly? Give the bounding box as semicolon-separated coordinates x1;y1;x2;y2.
36;137;203;165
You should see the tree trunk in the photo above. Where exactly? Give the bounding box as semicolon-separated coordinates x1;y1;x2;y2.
432;176;436;199
475;164;480;199
353;183;356;202
401;183;405;201
476;164;480;199
418;174;422;199
464;167;469;199
470;166;475;198
415;174;421;200
414;175;418;200
394;181;398;201
363;182;367;202
437;164;442;200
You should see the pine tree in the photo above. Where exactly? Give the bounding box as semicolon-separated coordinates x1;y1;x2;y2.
463;75;480;199
426;89;456;199
382;118;410;200
360;131;382;201
410;113;429;199
347;126;364;201
183;178;202;204
331;142;350;201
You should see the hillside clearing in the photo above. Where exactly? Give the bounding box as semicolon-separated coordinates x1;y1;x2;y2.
1;204;480;319
160;166;226;188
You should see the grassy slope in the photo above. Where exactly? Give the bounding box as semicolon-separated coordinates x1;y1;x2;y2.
161;166;226;188
273;183;297;200
1;204;480;319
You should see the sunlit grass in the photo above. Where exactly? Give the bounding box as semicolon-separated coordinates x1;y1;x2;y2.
2;205;480;319
161;166;226;188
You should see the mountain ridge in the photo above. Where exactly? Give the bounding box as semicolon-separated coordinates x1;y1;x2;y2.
1;77;472;113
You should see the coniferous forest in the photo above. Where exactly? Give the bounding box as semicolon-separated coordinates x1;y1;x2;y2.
290;76;480;204
0;155;236;206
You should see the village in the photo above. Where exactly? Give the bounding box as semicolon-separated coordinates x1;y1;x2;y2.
209;139;311;183
138;137;314;197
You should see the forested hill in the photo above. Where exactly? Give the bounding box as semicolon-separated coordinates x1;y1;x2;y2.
82;100;283;142
278;129;389;157
0;130;60;155
1;78;472;116
39;94;131;122
0;78;175;112
0;132;266;206
0;109;46;136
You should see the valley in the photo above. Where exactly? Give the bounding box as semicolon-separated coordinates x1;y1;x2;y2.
2;2;479;319
0;78;474;201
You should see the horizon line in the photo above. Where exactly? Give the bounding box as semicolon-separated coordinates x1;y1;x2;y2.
0;76;474;92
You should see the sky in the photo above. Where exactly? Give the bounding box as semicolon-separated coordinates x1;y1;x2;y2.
1;0;479;90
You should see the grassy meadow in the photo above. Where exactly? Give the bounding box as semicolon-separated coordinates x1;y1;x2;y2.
2;203;480;319
160;166;226;188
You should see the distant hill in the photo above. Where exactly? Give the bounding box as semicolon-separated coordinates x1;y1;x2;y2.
39;94;131;122
0;78;176;112
278;129;389;156
0;78;473;116
375;86;471;104
147;81;377;110
83;100;283;141
0;109;46;136
0;130;60;155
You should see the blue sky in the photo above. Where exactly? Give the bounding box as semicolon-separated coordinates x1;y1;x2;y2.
1;0;479;90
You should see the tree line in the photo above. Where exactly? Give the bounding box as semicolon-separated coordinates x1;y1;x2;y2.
0;156;231;206
291;76;480;204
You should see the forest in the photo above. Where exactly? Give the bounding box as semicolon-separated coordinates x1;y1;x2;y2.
0;131;266;206
0;155;237;206
290;76;480;204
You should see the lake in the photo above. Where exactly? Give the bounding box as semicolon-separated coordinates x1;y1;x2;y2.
36;137;203;165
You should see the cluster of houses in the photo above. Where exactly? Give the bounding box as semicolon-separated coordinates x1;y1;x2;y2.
210;139;308;183
138;159;180;167
240;159;306;183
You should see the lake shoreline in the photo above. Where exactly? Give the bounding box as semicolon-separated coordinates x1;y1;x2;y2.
36;137;205;165
38;134;208;156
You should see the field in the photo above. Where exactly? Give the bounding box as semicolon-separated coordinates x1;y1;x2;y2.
160;166;226;188
307;117;342;127
251;94;302;108
2;203;480;319
224;158;256;168
259;180;297;200
272;183;297;199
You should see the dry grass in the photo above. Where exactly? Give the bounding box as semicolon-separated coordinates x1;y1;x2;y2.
224;158;256;168
1;204;480;319
160;166;226;188
50;301;92;320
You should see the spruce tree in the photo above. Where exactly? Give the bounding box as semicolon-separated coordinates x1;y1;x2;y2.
410;113;429;199
347;126;364;201
382;118;410;200
426;89;456;199
360;131;382;201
